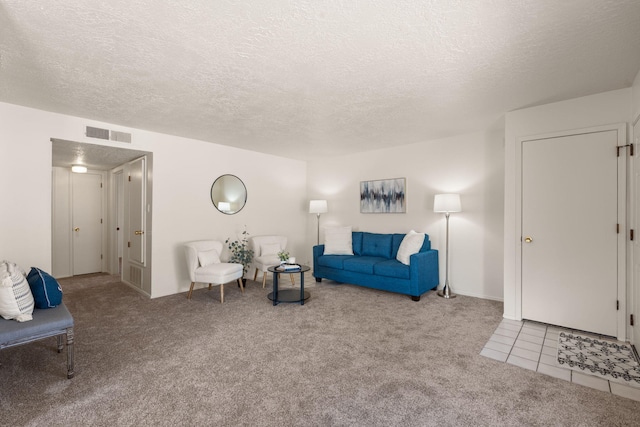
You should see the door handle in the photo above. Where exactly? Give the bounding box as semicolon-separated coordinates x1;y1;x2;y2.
524;236;533;243
74;227;80;232
134;230;144;235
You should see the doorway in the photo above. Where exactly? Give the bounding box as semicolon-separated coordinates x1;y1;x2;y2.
51;139;153;295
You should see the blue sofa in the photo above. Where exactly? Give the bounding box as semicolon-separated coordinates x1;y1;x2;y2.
312;231;439;301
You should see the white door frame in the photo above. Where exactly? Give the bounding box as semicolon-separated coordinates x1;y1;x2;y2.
633;114;640;346
514;123;627;341
108;166;125;275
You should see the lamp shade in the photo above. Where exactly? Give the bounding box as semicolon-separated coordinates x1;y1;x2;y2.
433;194;461;213
309;199;328;214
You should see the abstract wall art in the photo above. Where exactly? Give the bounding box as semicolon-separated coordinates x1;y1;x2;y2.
360;178;406;213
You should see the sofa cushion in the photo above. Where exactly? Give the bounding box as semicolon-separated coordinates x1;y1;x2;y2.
324;226;354;255
27;268;63;309
343;257;384;274
420;236;431;251
361;233;392;258
396;230;426;265
0;303;74;345
352;232;364;256
0;261;35;322
374;259;410;279
391;234;405;259
317;255;350;269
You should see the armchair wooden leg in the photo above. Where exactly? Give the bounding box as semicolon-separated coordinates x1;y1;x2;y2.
238;279;244;293
220;283;224;303
187;281;196;299
262;272;267;288
253;268;258;281
289;274;295;286
208;283;212;290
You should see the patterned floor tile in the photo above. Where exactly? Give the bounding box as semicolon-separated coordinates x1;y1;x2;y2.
517;333;544;345
507;354;538;371
514;339;543;353
610;382;640;402
484;340;513;354
481;347;509;363
537;362;571;381
490;334;516;346
571;371;611;392
493;327;519;339
479;319;640;402
510;346;540;362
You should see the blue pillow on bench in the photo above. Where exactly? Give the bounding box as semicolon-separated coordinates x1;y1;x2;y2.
26;267;63;309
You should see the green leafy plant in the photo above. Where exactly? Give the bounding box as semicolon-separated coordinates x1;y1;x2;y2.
225;226;254;275
277;250;289;262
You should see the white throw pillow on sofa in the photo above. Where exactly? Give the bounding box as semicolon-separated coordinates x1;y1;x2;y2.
324;226;354;255
396;230;425;265
198;249;221;267
0;261;35;322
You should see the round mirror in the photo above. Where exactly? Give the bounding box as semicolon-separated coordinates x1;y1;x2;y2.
211;174;247;215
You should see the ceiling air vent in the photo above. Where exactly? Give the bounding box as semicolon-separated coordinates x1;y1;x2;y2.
110;130;132;143
85;126;109;140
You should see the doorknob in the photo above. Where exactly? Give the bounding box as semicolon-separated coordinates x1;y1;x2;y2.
524;236;533;243
74;227;80;232
134;230;144;235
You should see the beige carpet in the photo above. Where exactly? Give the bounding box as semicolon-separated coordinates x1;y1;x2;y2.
1;274;639;426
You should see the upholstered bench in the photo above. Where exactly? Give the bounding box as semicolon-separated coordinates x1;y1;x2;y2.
0;302;75;379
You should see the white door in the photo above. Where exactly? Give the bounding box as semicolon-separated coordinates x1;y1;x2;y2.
128;157;145;264
121;157;149;293
522;129;623;337
72;172;103;275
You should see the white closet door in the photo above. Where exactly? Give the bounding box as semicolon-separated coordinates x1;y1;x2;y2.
521;129;621;337
72;172;103;275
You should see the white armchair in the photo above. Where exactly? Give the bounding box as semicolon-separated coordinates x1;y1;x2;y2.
249;235;295;288
184;240;244;303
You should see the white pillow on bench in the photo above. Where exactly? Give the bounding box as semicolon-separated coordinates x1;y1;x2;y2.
0;261;35;322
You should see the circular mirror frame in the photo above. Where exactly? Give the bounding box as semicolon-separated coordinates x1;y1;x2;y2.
210;174;247;215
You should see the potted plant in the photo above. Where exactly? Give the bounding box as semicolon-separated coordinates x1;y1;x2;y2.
277;250;290;264
225;226;254;284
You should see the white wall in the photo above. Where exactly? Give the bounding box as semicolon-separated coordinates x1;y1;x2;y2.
503;88;633;320
307;130;505;300
0;102;307;298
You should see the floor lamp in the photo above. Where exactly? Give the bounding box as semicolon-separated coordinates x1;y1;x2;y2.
309;200;328;245
434;194;461;299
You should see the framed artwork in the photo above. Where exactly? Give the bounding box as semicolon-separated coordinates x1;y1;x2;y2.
360;178;406;213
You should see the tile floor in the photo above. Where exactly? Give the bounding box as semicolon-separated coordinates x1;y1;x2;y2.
480;318;640;402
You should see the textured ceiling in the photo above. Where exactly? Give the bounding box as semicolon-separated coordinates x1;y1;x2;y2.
2;1;640;161
51;139;150;171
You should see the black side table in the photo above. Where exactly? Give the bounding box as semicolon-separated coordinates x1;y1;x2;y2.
267;265;311;305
